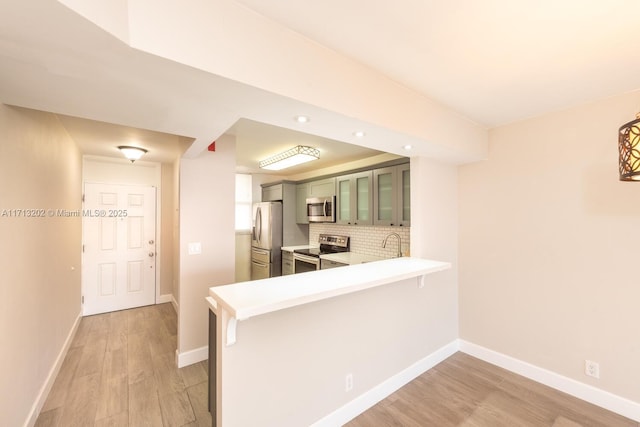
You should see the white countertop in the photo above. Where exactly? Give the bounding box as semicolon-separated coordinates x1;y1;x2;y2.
208;257;451;321
280;244;318;252
320;252;385;265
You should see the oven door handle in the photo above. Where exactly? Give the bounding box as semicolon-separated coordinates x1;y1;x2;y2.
293;253;320;264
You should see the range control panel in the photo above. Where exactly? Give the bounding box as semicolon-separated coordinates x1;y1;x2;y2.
318;234;349;248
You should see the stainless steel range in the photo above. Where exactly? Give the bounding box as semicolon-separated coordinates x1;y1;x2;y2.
293;234;350;273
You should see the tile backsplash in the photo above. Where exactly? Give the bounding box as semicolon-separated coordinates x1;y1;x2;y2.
310;223;410;258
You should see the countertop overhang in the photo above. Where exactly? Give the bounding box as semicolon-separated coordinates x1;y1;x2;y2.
208;257;450;326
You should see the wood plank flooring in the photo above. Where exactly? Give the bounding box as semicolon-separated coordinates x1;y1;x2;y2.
35;303;211;427
347;352;639;427
36;303;638;427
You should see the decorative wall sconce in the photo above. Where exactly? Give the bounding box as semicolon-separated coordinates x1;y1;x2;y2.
619;114;640;181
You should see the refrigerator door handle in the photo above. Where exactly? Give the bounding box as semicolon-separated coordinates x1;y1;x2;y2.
256;207;262;243
253;206;262;243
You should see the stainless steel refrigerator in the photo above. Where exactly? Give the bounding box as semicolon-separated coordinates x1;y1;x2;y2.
251;202;283;280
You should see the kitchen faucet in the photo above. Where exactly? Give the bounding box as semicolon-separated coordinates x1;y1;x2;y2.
382;232;403;258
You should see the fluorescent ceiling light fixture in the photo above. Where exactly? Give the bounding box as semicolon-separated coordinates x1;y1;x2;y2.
353;131;366;138
118;146;147;163
259;145;320;170
295;115;310;123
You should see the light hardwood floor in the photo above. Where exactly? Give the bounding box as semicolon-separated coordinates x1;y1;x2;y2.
347;352;638;427
36;304;638;427
35;303;211;427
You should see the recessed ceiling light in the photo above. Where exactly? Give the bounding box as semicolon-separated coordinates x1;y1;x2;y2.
295;115;310;123
353;131;366;138
403;145;412;151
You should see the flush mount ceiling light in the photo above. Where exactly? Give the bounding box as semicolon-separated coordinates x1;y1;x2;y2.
259;145;320;171
118;146;147;163
353;131;366;138
295;115;310;123
618;113;640;181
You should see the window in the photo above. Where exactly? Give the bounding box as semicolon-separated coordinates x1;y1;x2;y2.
235;174;252;231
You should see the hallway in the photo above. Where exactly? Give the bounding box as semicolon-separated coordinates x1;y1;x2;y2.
35;303;210;426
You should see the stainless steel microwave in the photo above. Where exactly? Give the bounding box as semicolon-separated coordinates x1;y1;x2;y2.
306;196;336;223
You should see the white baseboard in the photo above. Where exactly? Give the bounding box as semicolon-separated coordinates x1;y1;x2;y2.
157;293;178;314
459;340;640;422
312;340;460;427
157;293;173;304
176;345;208;368
25;311;82;427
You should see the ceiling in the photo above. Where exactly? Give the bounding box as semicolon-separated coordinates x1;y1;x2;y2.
2;1;640;169
56;113;391;175
234;0;640;127
228;119;394;176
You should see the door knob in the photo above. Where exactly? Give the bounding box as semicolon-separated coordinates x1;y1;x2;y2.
149;252;155;257
148;240;155;244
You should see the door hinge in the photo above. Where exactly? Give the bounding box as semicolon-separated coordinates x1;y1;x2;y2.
81;295;84;304
82;244;85;253
82;193;85;203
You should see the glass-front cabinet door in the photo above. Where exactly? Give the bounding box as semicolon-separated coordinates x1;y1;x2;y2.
397;164;410;227
353;171;372;225
373;164;410;227
336;175;352;224
336;171;372;225
373;167;395;226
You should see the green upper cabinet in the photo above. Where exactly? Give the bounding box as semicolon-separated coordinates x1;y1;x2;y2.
295;177;335;224
335;171;373;225
295;183;309;224
373;164;410;227
398;164;411;226
308;177;336;198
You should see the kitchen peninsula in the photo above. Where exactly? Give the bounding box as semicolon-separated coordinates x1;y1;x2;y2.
207;257;451;426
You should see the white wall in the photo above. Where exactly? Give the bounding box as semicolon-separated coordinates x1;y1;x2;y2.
83;156;160;185
410;156;460;347
235;231;251;282
178;135;236;363
172;156;181;307
459;90;640;404
0;105;82;427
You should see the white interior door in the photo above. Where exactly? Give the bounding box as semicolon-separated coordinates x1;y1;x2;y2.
82;183;157;315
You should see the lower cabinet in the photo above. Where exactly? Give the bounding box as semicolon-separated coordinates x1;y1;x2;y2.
282;250;294;275
320;259;348;270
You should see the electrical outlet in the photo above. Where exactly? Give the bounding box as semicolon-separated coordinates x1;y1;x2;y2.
345;373;353;392
585;360;600;379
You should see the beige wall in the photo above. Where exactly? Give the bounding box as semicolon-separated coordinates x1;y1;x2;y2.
0;105;82;427
459;91;640;403
219;275;453;426
178;134;236;357
172;156;181;305
160;162;174;299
